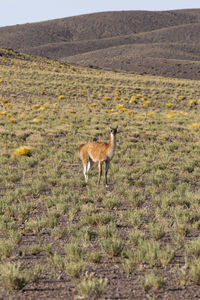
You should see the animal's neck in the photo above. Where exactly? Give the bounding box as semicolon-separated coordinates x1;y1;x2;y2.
109;133;116;150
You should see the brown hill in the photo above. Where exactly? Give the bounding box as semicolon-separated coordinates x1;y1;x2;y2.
0;9;200;79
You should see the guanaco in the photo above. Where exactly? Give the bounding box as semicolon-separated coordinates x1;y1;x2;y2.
79;126;118;186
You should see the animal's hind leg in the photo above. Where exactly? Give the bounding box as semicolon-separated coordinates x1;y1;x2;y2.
83;162;88;183
86;159;91;173
83;156;93;183
81;150;90;183
83;160;91;183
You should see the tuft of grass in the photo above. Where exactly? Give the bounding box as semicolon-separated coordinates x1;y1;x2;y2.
101;237;124;257
148;222;166;240
87;251;102;263
159;245;175;268
64;261;86;278
190;259;200;285
77;226;97;242
64;242;85;262
128;230;145;246
98;222;117;238
76;275;108;299
102;197;121;209
23;244;43;256
82;212;112;226
142;240;161;267
142;272;165;292
0;262;43;290
0;239;15;260
123;258;136;274
186;238;200;258
176;265;188;287
48;252;65;271
0;262;28;290
50;226;66;239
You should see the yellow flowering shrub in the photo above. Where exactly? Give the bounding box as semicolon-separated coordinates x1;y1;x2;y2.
147;112;155;117
119;107;127;112
32;118;41;123
68;109;76;114
166;110;179;118
178;96;186;100
130;96;137;103
15;146;32;156
5;103;12;108
166;114;174;119
189;100;197;106
126;110;135;115
9;118;17;123
32;105;40;110
166;103;174;108
141;96;148;101
58;95;65;100
108;109;115;114
39;107;45;111
189;123;199;129
135;115;141;120
20;113;27;118
115;88;120;95
90;103;97;107
102;96;110;101
60;117;66;122
0;111;7;116
113;96;120;101
143;101;151;107
116;104;124;110
179;111;187;115
81;89;87;94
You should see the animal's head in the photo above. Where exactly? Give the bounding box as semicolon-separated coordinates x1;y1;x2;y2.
110;126;118;135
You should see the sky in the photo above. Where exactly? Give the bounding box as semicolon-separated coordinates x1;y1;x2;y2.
0;0;199;27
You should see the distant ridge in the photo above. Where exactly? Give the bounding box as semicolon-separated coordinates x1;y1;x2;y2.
1;9;200;79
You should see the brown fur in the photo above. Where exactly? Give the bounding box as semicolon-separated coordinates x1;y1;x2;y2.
79;127;118;186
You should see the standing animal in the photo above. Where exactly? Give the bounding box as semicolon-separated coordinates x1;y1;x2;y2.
79;126;118;186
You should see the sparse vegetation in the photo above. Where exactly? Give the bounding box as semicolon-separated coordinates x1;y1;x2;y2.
1;48;200;299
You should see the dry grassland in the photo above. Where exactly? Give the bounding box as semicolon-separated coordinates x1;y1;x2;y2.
1;49;200;299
